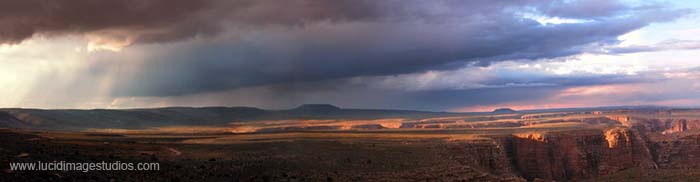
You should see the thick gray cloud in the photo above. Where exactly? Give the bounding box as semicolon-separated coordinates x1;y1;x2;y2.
0;0;541;44
3;1;690;99
99;71;670;111
537;0;627;19
0;0;215;44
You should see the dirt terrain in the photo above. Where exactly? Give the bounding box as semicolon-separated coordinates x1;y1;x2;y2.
4;108;700;181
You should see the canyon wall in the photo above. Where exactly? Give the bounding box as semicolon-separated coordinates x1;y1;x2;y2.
504;128;655;181
449;117;700;181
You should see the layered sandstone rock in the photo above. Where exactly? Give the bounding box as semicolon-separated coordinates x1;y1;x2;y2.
633;118;700;134
606;115;633;127
455;116;700;181
649;134;700;168
447;139;516;176
600;128;658;174
485;129;656;181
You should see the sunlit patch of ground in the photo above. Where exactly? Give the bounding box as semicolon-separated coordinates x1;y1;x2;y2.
519;121;588;128
228;118;407;133
69;111;620;144
58;111;643;147
87;126;231;135
180;132;490;144
223;114;614;134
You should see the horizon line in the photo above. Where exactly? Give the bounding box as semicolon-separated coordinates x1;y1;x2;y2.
2;104;698;113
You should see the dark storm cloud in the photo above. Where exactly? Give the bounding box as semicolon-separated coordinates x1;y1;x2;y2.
223;82;568;112
129;67;696;111
0;0;214;44
0;0;396;44
537;0;627;19
0;0;533;44
230;69;681;111
8;0;689;97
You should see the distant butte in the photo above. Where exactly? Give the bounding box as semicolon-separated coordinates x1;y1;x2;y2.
291;104;342;111
492;108;517;113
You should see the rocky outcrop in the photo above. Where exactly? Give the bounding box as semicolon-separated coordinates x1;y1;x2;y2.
606;115;632;127
633;118;700;134
409;115;700;181
650;134;700;168
600;128;658;173
520;117;621;126
444;117;700;181
468;129;658;181
619;117;700;169
447;139;516;176
660;119;700;134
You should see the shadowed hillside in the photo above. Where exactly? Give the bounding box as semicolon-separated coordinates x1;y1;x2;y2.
0;104;462;130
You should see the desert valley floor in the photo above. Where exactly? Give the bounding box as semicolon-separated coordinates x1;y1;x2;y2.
3;106;700;181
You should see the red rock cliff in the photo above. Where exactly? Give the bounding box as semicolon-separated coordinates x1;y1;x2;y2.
493;129;656;181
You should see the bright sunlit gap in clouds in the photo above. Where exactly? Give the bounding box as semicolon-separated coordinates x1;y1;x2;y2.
0;36;122;109
520;13;594;25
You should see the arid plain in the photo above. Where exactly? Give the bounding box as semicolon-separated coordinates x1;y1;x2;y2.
4;105;700;181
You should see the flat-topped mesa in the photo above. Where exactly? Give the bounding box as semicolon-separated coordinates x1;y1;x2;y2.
291;104;342;112
492;108;517;114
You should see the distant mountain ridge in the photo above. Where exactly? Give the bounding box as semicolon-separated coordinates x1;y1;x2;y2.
492;108;517;114
0;104;457;130
0;104;692;131
291;104;342;111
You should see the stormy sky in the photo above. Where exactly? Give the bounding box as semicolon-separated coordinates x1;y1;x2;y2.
1;0;700;111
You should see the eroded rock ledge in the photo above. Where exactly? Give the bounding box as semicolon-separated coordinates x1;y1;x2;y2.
446;116;700;181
